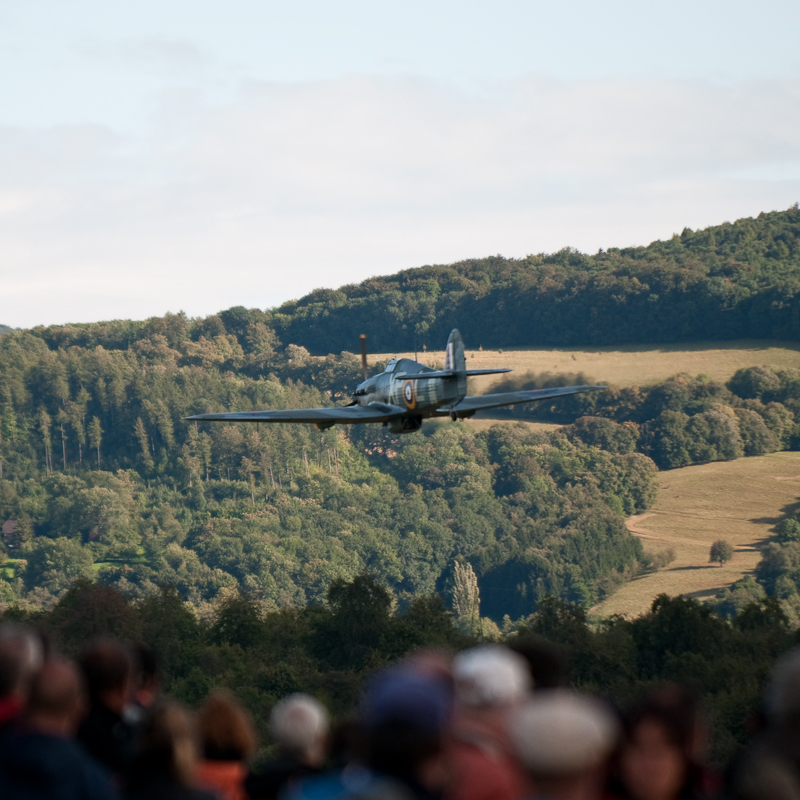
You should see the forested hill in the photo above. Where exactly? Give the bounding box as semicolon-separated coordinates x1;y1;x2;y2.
1;205;799;621
273;205;800;353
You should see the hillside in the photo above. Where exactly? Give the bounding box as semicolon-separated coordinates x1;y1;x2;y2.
0;321;654;617
1;207;800;620
272;205;800;353
593;451;800;618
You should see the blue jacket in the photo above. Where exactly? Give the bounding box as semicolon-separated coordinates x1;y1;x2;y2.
0;730;120;800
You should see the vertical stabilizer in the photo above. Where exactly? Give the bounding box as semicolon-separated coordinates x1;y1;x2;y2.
445;329;467;400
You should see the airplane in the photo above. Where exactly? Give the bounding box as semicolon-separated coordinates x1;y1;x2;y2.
185;329;605;434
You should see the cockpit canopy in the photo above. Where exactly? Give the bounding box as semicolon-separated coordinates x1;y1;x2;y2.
384;358;398;373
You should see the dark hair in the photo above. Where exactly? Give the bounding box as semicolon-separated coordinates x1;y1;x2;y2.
365;720;443;780
80;640;133;702
0;648;24;697
508;635;566;690
623;684;704;799
133;644;160;688
625;684;703;754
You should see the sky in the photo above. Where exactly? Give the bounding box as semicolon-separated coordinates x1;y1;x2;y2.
1;1;799;328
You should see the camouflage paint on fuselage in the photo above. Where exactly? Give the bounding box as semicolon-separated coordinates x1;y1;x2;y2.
352;329;468;422
354;358;460;417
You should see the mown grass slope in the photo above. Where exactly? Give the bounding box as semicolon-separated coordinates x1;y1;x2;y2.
593;451;800;618
373;339;800;394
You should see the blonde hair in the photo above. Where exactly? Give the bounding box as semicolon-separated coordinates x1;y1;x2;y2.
196;689;258;760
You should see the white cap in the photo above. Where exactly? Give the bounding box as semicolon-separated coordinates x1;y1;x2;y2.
510;691;619;777
452;645;531;707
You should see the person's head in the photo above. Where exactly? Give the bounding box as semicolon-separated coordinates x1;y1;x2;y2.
361;666;454;791
509;635;566;690
766;647;800;725
510;691;618;800
80;640;133;714
135;700;199;787
0;623;44;704
132;644;161;709
270;693;330;767
619;685;703;800
196;689;258;761
25;658;85;737
452;645;531;710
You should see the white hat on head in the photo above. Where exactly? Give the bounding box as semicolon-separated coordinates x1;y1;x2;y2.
452;645;531;707
510;691;619;777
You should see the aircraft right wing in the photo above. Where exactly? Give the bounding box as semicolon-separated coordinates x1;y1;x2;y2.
185;402;408;425
442;384;606;414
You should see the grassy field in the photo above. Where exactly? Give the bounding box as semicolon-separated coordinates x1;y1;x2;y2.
592;451;800;619
373;340;800;393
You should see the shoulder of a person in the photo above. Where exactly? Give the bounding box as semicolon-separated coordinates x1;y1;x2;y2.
281;768;415;800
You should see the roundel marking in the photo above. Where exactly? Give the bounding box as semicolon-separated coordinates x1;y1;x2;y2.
402;380;416;409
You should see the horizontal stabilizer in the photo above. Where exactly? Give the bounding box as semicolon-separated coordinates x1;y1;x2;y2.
464;368;512;376
396;368;512;381
396;370;455;380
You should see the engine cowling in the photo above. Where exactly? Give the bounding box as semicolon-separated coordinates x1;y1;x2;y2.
387;415;423;434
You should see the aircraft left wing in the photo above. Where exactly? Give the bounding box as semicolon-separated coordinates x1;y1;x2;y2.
442;384;605;414
185;402;407;425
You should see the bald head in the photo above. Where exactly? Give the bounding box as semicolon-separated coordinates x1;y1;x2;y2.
27;659;84;736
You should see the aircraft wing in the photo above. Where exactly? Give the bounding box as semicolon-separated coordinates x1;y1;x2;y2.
443;384;606;414
185;402;407;425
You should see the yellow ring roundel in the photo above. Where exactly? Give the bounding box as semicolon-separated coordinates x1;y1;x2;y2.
402;380;416;409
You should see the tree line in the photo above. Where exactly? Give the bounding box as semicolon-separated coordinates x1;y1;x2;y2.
491;365;800;469
269;205;800;352
3;575;797;767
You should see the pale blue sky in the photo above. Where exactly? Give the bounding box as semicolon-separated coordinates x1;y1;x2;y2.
1;1;799;326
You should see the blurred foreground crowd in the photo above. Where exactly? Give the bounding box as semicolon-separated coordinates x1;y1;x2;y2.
1;623;799;800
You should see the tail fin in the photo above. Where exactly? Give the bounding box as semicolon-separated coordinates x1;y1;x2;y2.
445;329;467;400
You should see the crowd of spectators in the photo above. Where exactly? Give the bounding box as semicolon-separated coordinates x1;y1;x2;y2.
0;621;798;800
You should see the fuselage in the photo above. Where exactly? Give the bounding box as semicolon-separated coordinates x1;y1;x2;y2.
353;357;460;418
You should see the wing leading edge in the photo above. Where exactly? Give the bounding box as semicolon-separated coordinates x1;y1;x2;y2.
185;402;407;425
443;384;605;414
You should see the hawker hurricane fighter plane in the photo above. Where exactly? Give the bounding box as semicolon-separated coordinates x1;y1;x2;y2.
185;329;604;434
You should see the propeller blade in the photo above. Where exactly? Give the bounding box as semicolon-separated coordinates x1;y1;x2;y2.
360;334;368;381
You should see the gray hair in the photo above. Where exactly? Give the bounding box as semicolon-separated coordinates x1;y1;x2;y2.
270;693;329;756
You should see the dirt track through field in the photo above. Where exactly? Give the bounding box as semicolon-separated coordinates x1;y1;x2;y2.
592;452;800;619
